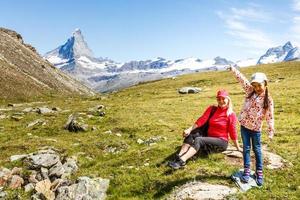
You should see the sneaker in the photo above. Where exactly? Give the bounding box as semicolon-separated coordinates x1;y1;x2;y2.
240;168;251;183
168;158;186;170
255;170;263;186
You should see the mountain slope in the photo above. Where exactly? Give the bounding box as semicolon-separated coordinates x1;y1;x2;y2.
0;28;94;100
0;61;299;199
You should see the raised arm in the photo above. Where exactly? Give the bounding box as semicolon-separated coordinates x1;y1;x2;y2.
229;66;253;95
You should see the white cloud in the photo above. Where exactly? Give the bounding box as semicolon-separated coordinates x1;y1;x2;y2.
290;1;300;45
217;6;274;55
292;0;300;11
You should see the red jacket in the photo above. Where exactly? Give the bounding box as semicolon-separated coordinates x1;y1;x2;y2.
195;106;238;141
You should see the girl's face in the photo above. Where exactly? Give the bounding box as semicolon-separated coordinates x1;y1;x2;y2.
251;82;266;95
216;96;229;108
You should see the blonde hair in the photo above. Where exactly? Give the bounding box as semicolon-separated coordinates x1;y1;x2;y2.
226;96;233;116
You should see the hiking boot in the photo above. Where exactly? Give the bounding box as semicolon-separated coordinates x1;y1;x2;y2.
240;168;251;183
168;158;186;170
255;170;263;186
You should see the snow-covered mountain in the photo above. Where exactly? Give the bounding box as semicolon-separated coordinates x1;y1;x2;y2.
284;47;300;61
44;29;300;92
44;29;121;85
257;41;294;64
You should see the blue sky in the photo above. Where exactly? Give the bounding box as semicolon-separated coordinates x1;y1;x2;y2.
1;0;300;62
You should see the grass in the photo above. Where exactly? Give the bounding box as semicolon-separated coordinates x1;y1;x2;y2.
0;61;300;199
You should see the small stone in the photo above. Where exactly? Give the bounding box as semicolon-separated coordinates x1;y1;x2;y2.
116;133;122;137
104;130;112;134
24;183;35;192
137;139;144;144
9;175;24;189
10;154;28;162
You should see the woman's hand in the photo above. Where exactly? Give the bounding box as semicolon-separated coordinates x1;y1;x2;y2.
182;128;191;137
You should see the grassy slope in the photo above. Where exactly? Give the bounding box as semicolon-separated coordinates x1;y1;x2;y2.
0;62;299;199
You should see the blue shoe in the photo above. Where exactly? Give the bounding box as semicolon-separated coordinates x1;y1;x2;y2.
240;168;251;183
255;170;263;186
168;158;186;170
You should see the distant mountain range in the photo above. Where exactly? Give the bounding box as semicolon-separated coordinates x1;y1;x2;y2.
44;29;300;92
0;28;94;100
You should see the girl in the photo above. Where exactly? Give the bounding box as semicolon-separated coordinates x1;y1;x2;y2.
229;66;274;186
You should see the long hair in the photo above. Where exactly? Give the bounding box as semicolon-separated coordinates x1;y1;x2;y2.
247;80;269;110
226;96;233;116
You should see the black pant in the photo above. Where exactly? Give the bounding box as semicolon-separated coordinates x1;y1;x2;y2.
184;133;228;154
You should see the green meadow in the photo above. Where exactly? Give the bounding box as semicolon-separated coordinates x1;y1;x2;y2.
0;62;299;199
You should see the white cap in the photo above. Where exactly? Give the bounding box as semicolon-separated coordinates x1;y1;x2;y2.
250;72;268;84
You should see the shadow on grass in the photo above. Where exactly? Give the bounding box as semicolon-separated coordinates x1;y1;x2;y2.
156;146;210;169
154;146;229;198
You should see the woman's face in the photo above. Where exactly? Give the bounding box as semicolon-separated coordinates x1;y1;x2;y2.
251;82;266;95
216;96;229;108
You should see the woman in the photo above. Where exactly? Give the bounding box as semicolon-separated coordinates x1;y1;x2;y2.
168;89;241;170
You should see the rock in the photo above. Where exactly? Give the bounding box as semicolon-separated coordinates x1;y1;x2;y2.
27;119;45;128
10;154;28;162
22;107;33;112
28;152;60;169
0;168;12;187
62;157;78;176
8;175;24;189
24;183;35;192
178;87;202;94
11;115;23;121
56;176;109;200
0;187;6;199
28;171;39;184
37;107;53;114
49;161;65;178
137;139;144;144
222;148;243;158
168;181;237;200
64;114;88;132
35;179;55;200
41;167;49;180
0;114;6;120
52;107;61;112
11;167;22;175
104;130;112;134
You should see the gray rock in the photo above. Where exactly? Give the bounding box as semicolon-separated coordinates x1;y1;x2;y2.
28;153;60;169
10;154;28;162
64;114;88;132
27;119;45;128
178;87;202;94
11;115;23;121
37;107;53;114
62;157;78;176
40;167;49;180
168;181;237;200
49;161;65;178
55;176;109;200
24;183;35;192
22;107;33;113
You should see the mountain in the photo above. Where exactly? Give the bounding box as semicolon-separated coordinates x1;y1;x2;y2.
0;27;94;100
44;29;121;86
284;47;300;61
45;29;300;93
44;30;236;92
257;41;294;64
